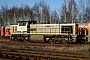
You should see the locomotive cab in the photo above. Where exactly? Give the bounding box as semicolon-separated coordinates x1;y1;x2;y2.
17;21;28;33
10;21;36;41
77;24;88;44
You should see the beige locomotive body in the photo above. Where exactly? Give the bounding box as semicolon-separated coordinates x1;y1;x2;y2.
10;21;89;44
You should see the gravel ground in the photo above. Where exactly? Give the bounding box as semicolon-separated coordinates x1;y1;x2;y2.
0;44;90;55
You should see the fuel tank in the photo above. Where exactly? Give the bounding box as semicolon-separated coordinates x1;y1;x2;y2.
30;35;44;42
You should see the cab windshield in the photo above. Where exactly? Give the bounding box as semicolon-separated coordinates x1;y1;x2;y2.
19;22;26;26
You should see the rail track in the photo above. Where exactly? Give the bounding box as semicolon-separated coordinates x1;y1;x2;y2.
0;48;90;60
0;39;88;47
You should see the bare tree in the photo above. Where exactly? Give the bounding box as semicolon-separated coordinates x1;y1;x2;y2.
19;4;25;21
33;2;41;23
32;0;50;23
78;0;86;23
24;4;34;21
60;0;68;23
50;10;59;24
68;0;78;23
43;4;50;24
39;0;43;23
9;6;19;24
1;0;87;25
0;10;2;28
85;0;90;23
1;5;9;27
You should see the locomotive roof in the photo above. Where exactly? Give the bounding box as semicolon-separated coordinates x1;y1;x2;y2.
77;23;88;25
77;23;88;28
18;21;36;24
30;23;76;26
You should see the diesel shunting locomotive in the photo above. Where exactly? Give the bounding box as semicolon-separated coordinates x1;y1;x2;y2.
9;21;90;44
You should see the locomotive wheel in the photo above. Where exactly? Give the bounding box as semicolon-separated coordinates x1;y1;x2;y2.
55;40;60;44
47;37;54;43
49;39;54;44
13;36;18;41
61;39;68;44
17;37;24;42
21;37;25;42
10;36;14;40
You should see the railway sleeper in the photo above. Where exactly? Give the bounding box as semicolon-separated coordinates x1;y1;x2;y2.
0;53;3;58
1;53;30;60
0;53;90;60
0;49;90;60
